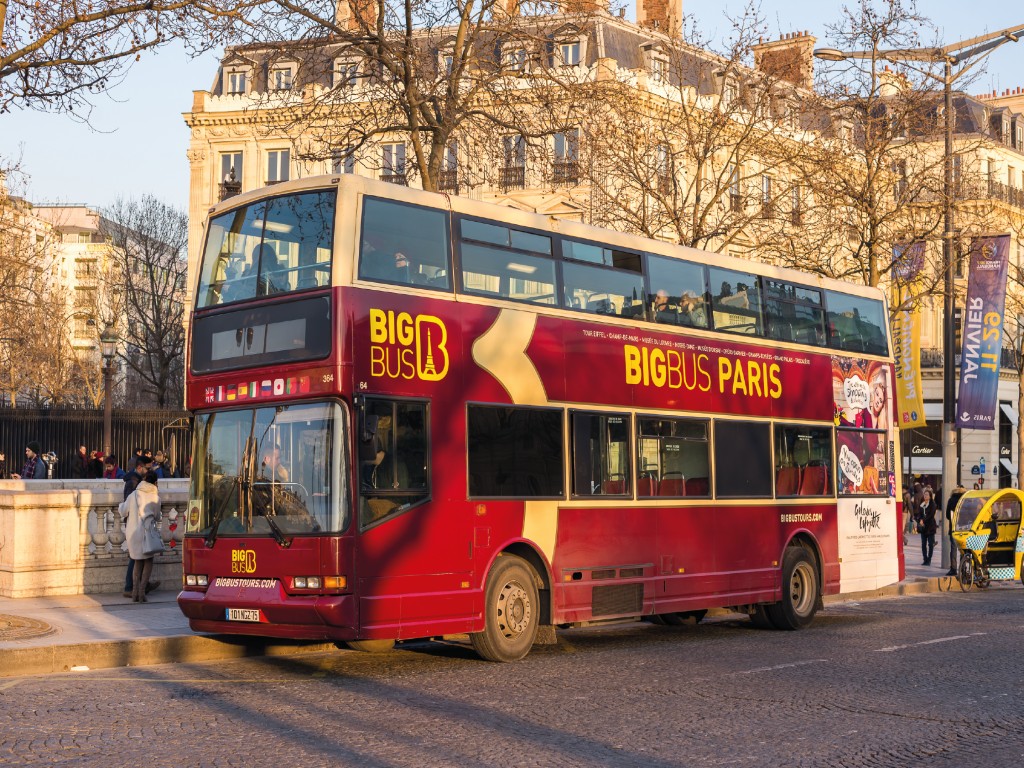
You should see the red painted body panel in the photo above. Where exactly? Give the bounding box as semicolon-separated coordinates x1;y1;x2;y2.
181;285;892;641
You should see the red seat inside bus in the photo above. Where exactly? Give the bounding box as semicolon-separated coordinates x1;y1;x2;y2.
603;478;625;494
685;477;709;496
659;473;685;496
776;466;801;496
637;474;658;497
798;464;828;495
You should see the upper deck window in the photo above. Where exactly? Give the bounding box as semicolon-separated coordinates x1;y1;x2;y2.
197;189;335;309
763;279;825;346
459;218;555;305
358;197;451;289
825;291;888;356
709;267;763;336
646;254;708;328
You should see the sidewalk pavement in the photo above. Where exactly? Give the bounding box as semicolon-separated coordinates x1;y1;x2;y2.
0;536;985;679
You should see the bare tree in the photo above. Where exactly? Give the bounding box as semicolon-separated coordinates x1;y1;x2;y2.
219;0;602;191
577;3;807;252
0;0;253;114
102;196;188;408
791;0;970;297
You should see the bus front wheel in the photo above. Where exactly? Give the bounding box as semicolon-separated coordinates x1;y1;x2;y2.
471;555;540;663
765;547;819;630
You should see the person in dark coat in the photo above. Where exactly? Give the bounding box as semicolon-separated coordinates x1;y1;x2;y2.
914;487;939;566
89;451;105;479
12;441;47;480
70;445;90;479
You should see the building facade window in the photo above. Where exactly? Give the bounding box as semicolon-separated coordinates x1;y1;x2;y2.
381;143;407;184
226;70;247;94
439;141;459;192
267;148;290;183
560;41;581;66
727;163;741;212
334;60;359;88
761;174;773;218
791;184;803;226
505;46;528;72
270;67;293;91
220;151;243;184
553;129;579;184
331;147;355;174
655;143;672;194
501;135;526;190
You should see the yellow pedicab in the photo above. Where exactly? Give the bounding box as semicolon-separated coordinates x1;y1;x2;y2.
950;489;1024;591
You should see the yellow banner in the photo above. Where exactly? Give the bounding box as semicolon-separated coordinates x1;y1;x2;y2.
891;308;926;428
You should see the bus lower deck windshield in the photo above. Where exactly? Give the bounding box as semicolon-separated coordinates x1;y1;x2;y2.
187;402;349;537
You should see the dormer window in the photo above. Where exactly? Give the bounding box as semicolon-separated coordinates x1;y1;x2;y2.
561;42;581;66
225;68;249;95
441;54;454;76
1017;124;1024;151
504;46;529;72
270;66;294;91
720;79;738;108
1003;119;1011;145
651;57;667;81
334;59;359;88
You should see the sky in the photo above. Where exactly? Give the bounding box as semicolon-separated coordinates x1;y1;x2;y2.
4;1;1024;212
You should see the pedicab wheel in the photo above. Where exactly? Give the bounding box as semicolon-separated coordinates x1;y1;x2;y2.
936;573;955;592
957;555;974;592
470;555;539;663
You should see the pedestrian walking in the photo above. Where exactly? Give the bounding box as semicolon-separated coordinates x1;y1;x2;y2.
915;487;938;566
11;441;47;480
901;487;913;544
119;470;162;602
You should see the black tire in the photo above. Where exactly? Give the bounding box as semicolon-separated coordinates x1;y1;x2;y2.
470;555;540;662
765;547;819;630
346;639;396;653
957;555;974;592
749;604;776;629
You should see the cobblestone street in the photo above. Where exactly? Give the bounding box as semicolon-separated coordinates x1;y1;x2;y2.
2;588;1022;767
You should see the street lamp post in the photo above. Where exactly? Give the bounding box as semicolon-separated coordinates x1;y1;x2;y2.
815;24;1024;571
99;324;118;457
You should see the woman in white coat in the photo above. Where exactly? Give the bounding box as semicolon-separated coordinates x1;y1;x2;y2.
119;470;162;602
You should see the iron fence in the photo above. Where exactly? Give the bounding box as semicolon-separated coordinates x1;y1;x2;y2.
0;407;191;479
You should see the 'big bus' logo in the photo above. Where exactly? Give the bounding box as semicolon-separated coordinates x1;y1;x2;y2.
231;549;257;574
369;308;449;381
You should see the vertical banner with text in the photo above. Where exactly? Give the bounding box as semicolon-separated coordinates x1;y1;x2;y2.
891;243;926;429
956;235;1010;430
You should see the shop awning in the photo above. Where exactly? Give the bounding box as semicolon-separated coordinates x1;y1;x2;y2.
903;457;943;473
1000;458;1018;475
1000;403;1018;426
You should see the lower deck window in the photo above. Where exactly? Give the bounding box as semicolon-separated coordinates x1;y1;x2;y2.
775;424;833;497
572;411;631;496
468;405;564;497
636;416;710;497
714;420;772;498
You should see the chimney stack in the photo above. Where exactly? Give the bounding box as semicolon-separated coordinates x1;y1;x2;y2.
751;30;816;91
334;0;378;30
636;0;682;37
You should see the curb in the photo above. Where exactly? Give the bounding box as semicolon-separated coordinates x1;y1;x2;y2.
2;577;967;679
2;634;337;679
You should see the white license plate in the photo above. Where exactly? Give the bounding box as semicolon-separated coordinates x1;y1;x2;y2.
226;608;262;622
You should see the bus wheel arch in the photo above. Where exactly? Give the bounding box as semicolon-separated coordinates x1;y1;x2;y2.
497;542;553;625
471;550;545;662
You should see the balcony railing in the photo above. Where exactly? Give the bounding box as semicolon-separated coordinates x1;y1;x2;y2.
552;161;579;186
987;178;1024;208
920;347;1020;371
380;173;408;186
499;166;525;191
438;170;458;193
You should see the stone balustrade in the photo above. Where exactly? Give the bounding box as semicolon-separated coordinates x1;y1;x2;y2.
0;479;189;598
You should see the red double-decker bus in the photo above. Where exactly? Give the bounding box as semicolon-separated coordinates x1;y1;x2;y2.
179;175;903;661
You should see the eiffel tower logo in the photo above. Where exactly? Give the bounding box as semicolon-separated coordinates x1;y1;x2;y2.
421;327;438;377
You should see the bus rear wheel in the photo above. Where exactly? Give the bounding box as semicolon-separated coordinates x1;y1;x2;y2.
765;547;819;630
471;555;540;663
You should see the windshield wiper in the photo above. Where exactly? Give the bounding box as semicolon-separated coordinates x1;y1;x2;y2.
204;475;240;548
262;509;291;548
